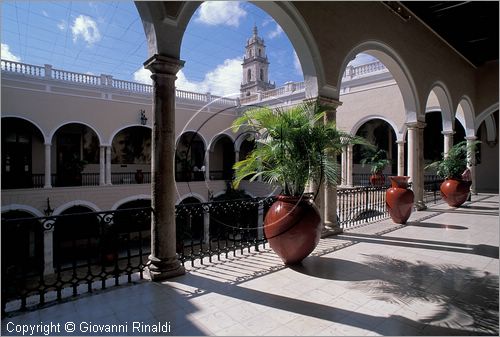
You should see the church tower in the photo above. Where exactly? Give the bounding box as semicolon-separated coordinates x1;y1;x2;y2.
240;25;275;97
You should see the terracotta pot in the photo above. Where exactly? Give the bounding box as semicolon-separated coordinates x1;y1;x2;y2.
370;174;385;187
440;179;471;207
264;195;322;265
386;176;414;224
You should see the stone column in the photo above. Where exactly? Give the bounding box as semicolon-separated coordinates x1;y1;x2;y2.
346;144;353;187
442;131;455;158
257;201;264;241
396;140;405;176
317;96;343;235
407;122;426;210
144;54;185;280
203;212;210;244
466;136;477;195
43;228;54;275
99;146;105;186
205;150;211;180
44;143;52;188
341;146;347;186
105;146;112;185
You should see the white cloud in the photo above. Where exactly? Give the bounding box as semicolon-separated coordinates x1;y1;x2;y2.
293;50;302;76
348;53;377;66
1;43;21;62
267;23;283;39
71;15;101;45
195;1;246;27
133;57;242;98
57;20;66;31
42;10;49;17
133;68;152;85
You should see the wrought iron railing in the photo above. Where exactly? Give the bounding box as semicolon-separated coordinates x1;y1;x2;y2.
1;197;275;314
337;185;389;229
424;176;444;204
111;171;151;185
208;170;234;181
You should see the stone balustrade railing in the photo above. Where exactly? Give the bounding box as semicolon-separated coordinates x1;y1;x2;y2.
2;58;387;106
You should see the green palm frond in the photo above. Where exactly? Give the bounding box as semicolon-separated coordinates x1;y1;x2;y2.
232;101;366;195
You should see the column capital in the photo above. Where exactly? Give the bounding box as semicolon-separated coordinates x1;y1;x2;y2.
144;54;185;75
441;130;455;136
395;140;406;145
465;135;478;141
406;121;426;129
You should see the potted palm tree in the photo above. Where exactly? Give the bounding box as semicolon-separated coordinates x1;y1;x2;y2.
231;101;363;264
425;140;480;207
360;148;391;186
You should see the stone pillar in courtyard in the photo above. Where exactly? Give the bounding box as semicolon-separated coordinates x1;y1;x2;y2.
318;96;343;235
44;143;52;188
396;140;405;176
407;121;426;210
99;146;106;186
466;136;478;195
442;130;455;158
341;146;347;186
346;144;353;187
144;54;185;280
105;146;112;185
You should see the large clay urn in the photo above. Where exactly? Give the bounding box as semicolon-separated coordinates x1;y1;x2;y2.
264;195;322;265
370;173;385;187
386;176;414;224
440;179;471;207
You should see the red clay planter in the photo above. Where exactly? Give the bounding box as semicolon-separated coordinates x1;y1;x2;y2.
440;179;472;207
386;176;414;224
264;195;322;265
370;174;385;187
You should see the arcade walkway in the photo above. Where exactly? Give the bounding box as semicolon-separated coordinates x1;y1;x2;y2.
2;194;498;336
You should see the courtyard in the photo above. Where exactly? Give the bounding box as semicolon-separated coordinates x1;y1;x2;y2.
2;194;498;336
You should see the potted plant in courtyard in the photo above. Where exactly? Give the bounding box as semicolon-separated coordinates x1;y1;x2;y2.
425;140;480;207
360;148;391;186
231;101;363;264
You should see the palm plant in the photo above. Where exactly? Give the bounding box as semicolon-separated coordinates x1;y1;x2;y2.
360;148;391;174
425;140;480;179
231;101;364;196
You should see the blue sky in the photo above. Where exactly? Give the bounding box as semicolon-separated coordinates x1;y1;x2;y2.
1;1;374;97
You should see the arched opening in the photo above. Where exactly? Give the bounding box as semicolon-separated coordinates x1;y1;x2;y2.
53;205;100;266
209;135;235;180
1;210;43;279
52;123;99;187
424;111;444;164
176;197;204;244
353;119;397;184
114;199;151;254
475;110;499;193
111;126;151;184
176;132;205;182
2;117;45;189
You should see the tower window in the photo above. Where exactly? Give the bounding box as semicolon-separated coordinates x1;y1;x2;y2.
260;69;264;81
258;49;261;56
247;69;251;82
249;50;253;57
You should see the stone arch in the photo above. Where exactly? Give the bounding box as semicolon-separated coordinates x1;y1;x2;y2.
110;125;152;165
49;121;103;146
53;200;100;216
208;133;235;152
111;195;151;210
1;115;48;144
425;82;454;132
338;41;420;123
176;193;205;205
475;103;499;132
175;130;208;150
1;204;44;217
135;1;322;99
109;124;152;147
350;115;401;141
455;96;476;137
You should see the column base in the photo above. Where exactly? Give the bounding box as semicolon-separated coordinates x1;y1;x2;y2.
146;255;185;281
415;201;427;211
321;222;343;238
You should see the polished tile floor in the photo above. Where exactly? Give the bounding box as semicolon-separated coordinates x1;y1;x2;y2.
2;194;498;336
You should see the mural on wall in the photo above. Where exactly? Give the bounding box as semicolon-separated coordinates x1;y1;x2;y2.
112;128;151;164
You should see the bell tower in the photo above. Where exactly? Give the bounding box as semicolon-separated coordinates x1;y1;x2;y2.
240;25;275;97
